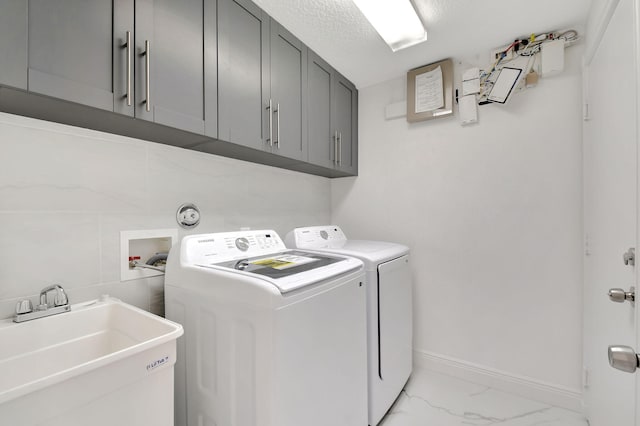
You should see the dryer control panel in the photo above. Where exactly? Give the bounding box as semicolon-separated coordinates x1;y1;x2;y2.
181;230;286;265
285;226;348;249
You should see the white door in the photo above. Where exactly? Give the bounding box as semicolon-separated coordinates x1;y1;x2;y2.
583;0;638;424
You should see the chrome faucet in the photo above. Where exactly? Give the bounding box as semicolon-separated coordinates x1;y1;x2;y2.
38;284;69;309
14;284;71;323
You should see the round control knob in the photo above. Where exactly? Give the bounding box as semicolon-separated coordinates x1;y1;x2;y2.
235;237;250;251
320;230;329;240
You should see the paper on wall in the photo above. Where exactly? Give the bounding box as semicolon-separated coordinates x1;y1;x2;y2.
415;65;444;113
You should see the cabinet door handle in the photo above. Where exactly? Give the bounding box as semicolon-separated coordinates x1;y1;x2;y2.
338;132;342;165
124;31;132;106
275;103;280;149
333;131;338;164
266;99;273;146
144;40;151;112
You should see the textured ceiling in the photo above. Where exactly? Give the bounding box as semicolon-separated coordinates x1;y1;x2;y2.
253;0;592;88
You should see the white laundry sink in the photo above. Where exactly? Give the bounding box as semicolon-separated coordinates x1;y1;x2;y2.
0;296;183;426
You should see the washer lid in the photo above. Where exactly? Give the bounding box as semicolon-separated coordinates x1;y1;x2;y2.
176;230;363;293
196;250;362;293
212;250;341;279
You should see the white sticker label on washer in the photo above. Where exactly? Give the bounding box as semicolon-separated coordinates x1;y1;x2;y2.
251;255;319;270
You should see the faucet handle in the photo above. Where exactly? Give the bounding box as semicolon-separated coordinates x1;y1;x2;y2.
53;289;68;307
15;299;33;315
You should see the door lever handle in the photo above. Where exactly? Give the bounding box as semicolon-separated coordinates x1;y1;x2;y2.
609;345;639;373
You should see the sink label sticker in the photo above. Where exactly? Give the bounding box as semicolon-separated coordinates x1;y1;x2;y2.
146;355;170;372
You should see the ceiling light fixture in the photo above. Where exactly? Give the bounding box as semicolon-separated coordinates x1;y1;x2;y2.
352;0;427;52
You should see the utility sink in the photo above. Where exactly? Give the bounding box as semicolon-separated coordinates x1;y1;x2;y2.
0;296;183;426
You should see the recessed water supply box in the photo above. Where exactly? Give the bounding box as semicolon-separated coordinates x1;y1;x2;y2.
0;296;183;425
120;229;178;281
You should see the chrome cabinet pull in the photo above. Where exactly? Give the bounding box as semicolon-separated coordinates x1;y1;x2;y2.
124;31;132;106
338;132;342;165
333;131;338;164
275;103;280;148
266;99;273;146
144;40;150;112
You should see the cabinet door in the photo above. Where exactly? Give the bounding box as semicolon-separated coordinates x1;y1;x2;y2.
28;0;133;113
218;0;270;150
0;0;27;90
307;51;335;169
136;0;205;134
270;23;307;161
334;74;358;175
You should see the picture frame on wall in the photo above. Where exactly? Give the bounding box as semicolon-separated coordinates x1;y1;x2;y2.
406;58;454;123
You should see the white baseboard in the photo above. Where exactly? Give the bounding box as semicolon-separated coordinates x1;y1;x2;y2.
413;349;583;412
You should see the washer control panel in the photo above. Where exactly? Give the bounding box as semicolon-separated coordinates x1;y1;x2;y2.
182;230;286;265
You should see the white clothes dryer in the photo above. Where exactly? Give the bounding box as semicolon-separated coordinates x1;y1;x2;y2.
165;230;368;426
285;225;412;426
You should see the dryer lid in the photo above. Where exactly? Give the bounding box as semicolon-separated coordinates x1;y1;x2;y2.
285;226;409;266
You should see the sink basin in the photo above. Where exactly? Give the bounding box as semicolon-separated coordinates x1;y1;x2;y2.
0;296;183;426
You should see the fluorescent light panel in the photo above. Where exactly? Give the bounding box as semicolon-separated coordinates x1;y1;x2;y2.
352;0;427;52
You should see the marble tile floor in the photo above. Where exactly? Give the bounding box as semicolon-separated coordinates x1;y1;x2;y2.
380;368;588;426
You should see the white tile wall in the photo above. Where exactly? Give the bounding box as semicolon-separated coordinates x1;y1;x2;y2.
332;47;585;394
0;112;331;319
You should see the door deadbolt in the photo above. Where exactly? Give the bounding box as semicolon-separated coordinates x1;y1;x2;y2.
624;248;635;266
609;345;639;373
608;287;635;303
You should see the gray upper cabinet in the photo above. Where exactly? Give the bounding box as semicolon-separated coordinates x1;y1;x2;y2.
218;0;308;161
0;0;27;90
135;0;205;134
269;23;307;161
28;0;133;112
218;0;270;150
307;51;335;169
3;0;356;177
308;51;358;175
26;0;206;133
334;74;358;175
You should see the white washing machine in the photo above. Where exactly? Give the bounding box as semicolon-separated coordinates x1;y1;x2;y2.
164;229;368;426
285;225;412;426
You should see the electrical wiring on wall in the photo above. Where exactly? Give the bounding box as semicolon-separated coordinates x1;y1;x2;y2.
478;29;579;104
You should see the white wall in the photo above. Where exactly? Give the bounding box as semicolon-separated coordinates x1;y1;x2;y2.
332;47;584;396
0;112;330;318
585;0;615;61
